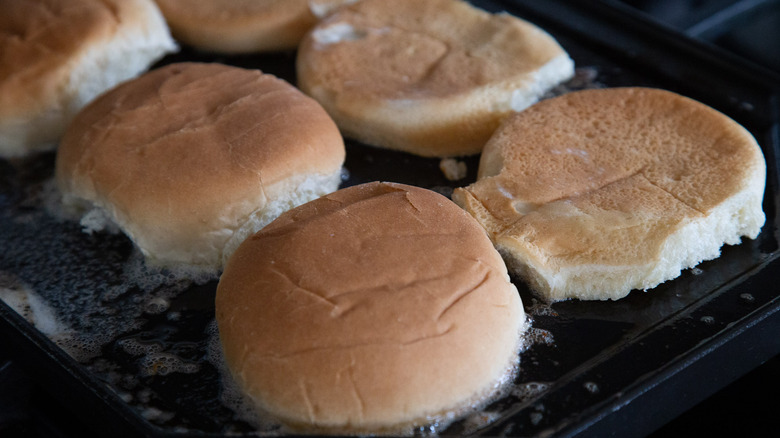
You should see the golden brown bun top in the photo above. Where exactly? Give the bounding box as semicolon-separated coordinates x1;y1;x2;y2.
56;62;345;244
455;87;766;265
0;0;126;116
298;0;569;101
155;0;310;27
153;0;352;53
216;182;525;433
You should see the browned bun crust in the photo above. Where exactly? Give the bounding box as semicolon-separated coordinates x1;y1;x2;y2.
55;62;345;272
296;0;574;157
153;0;354;54
216;182;526;434
453;87;766;302
0;0;176;158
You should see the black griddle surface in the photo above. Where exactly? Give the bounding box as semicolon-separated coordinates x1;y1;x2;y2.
1;1;779;437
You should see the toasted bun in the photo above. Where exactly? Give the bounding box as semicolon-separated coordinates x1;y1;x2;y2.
55;62;345;273
153;0;355;54
216;182;526;434
296;0;574;157
0;0;177;158
453;87;766;302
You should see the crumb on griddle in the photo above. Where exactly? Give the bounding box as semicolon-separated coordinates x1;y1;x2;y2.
440;157;468;181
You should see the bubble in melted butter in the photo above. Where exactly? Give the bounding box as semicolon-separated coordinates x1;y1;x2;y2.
525;326;555;346
138;353;200;376
118;337;164;356
511;381;550;401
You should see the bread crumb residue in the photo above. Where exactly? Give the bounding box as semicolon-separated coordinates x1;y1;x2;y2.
439;157;467;181
312;22;365;45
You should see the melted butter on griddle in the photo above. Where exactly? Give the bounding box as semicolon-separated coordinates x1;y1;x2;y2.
1;167;560;435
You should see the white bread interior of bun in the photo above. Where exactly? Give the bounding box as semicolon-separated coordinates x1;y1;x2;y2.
63;170;343;275
493;177;765;302
453;87;766;302
0;0;177;158
220;172;343;267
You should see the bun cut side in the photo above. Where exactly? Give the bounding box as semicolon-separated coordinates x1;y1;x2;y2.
0;0;177;158
216;182;526;434
453;87;766;302
296;0;574;157
55;62;345;273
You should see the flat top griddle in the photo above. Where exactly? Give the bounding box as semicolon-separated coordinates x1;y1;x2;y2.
1;1;778;437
